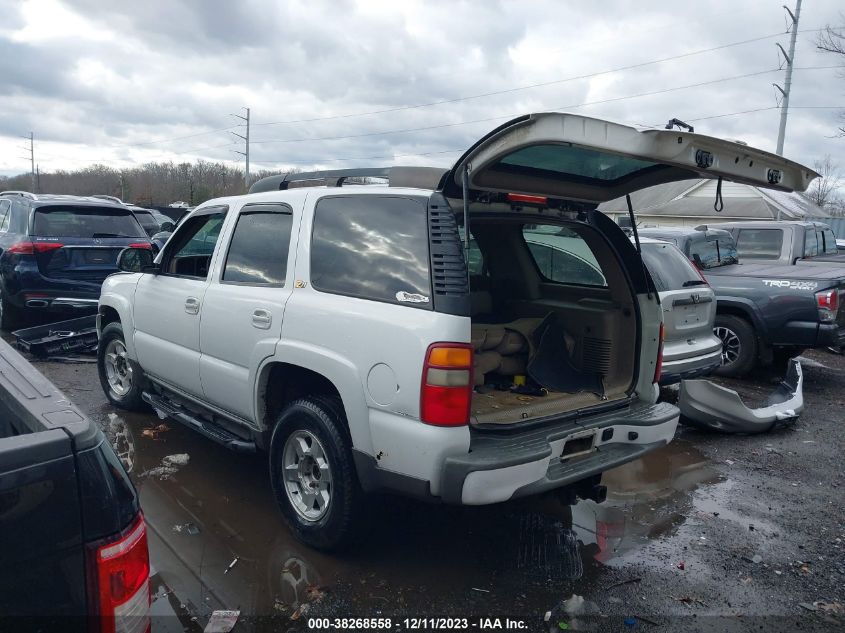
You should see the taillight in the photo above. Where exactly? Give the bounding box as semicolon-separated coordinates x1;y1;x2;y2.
420;343;473;426
89;514;150;633
7;241;64;254
128;242;152;250
653;323;665;384
816;289;839;322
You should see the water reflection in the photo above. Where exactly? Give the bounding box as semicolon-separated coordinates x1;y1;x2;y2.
110;408;719;628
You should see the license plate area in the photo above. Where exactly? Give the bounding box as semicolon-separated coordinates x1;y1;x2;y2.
560;431;597;460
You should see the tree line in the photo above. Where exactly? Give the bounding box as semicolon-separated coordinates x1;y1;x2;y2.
0;161;291;207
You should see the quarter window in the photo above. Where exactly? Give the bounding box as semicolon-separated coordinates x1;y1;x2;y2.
0;200;9;233
222;205;293;285
310;195;431;307
522;225;607;286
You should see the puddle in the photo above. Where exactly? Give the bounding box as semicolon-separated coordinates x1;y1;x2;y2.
30;359;726;625
121;415;721;622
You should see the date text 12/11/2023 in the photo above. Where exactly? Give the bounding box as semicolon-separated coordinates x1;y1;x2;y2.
307;617;530;630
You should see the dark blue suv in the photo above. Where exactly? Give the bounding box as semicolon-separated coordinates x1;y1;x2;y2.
0;192;151;329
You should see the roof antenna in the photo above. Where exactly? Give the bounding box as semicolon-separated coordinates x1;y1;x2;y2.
714;177;724;212
664;118;694;133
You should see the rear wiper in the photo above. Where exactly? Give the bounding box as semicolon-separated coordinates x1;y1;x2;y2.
92;233;131;238
682;280;708;287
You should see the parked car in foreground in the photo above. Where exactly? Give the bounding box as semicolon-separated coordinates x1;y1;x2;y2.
717;220;845;266
0;192;151;329
98;112;814;550
0;335;149;631
636;237;722;384
640;226;845;376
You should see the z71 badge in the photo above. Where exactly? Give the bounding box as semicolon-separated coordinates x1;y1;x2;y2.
762;279;818;291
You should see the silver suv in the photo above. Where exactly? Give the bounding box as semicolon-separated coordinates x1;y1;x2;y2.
97;113;815;549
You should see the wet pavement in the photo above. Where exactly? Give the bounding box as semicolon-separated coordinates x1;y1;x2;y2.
17;346;845;631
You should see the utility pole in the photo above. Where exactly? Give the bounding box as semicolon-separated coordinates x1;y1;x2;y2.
774;0;802;157
230;107;250;190
21;132;36;192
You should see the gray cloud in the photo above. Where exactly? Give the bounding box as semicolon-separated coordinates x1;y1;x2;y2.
0;0;843;179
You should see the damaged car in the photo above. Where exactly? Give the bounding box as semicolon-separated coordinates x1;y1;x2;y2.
97;112;816;550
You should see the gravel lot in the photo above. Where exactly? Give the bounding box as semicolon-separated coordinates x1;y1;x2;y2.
23;345;845;632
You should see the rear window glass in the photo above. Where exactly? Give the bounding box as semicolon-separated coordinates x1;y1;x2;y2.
223;206;292;285
689;235;738;269
311;195;431;307
523;225;607;286
497;145;659;183
640;242;702;291
33;206;146;238
735;228;783;259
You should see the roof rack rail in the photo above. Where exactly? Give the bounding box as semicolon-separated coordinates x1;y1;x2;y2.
248;166;449;194
91;194;125;204
0;190;38;200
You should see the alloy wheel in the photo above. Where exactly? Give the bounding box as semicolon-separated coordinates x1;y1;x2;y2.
103;338;133;397
282;429;333;522
714;326;741;365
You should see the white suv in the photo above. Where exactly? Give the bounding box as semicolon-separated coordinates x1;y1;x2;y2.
97;113;815;550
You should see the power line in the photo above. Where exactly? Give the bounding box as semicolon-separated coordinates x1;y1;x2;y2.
252;29;829;128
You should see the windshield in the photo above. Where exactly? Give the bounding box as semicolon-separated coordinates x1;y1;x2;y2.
640;242;703;291
33;206;147;238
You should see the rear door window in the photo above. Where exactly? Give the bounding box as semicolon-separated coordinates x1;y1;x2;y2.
222;204;293;285
32;206;147;238
310;195;431;307
804;229;819;257
640;242;703;291
522;225;607;286
735;228;782;260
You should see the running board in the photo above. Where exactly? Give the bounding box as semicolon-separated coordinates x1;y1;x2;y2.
142;392;257;453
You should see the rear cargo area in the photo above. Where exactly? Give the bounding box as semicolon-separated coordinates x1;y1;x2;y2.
467;219;638;426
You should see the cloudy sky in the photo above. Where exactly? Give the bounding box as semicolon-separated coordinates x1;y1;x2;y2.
0;0;843;179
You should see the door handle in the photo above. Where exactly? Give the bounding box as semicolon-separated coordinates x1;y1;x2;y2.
252;308;272;329
185;297;200;315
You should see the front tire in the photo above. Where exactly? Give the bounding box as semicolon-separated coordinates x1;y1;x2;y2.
98;322;146;411
269;397;363;551
714;314;758;377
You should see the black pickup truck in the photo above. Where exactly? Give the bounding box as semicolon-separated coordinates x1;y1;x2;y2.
716;220;845;266
639;226;845;376
0;337;149;632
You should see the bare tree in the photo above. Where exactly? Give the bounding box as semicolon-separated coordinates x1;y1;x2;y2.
817;19;845;137
807;155;843;215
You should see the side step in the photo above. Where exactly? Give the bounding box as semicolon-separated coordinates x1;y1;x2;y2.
142;392;256;453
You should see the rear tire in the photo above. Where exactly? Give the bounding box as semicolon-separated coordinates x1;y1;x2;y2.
269;396;364;552
0;284;22;331
714;314;757;377
98;322;147;411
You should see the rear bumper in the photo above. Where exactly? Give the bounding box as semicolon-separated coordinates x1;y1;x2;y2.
4;263;105;312
659;348;722;385
679;359;803;433
439;401;679;505
778;320;844;348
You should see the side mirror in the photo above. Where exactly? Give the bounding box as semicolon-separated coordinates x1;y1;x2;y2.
160;220;175;232
117;247;157;273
